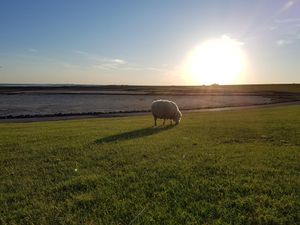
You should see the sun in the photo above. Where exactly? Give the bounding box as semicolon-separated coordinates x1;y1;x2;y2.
185;35;246;85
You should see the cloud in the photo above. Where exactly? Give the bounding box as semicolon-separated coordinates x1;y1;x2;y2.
73;50;100;61
280;0;295;12
268;26;278;31
62;62;81;69
28;48;38;53
93;58;127;70
272;16;300;46
275;18;300;24
112;58;126;64
221;35;245;45
72;50;167;72
73;50;89;55
144;67;167;72
72;50;128;70
93;60;166;72
276;39;293;46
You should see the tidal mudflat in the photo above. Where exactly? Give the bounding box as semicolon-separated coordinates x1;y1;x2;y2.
0;94;271;117
1;84;299;118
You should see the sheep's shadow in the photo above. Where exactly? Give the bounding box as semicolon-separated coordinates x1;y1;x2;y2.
95;125;175;144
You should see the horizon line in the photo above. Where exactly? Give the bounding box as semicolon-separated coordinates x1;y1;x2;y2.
0;83;299;87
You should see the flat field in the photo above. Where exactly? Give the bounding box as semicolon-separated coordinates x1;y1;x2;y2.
0;106;299;224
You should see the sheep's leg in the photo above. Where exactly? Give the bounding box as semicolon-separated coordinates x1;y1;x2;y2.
154;117;157;126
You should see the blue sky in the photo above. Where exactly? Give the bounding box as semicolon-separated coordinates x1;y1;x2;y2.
0;0;299;85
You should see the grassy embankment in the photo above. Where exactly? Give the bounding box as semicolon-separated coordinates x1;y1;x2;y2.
0;106;299;224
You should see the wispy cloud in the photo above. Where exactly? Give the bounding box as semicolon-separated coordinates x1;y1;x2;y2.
110;64;167;72
276;39;293;46
93;58;127;70
73;50;101;61
61;62;81;69
221;35;245;45
275;18;300;24
112;58;126;64
72;50;166;72
268;26;278;31
28;48;38;53
280;0;295;12
72;50;127;70
73;50;89;55
271;11;300;47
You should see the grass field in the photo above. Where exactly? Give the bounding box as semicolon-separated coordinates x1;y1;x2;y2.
0;106;299;224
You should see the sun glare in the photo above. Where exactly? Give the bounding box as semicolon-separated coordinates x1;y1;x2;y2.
185;35;246;85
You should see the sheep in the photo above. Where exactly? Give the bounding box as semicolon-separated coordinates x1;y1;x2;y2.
151;100;182;126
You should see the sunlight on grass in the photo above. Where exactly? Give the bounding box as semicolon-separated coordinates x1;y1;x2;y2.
0;106;299;224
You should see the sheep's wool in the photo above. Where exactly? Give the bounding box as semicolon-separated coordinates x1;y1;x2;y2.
151;100;182;125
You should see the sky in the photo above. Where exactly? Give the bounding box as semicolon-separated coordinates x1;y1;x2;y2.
0;0;299;85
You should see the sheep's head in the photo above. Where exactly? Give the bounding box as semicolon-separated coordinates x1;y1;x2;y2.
174;111;182;124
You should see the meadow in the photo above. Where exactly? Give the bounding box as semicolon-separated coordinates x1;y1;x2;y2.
0;105;299;224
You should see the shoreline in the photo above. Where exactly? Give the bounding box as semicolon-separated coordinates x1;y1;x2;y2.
1;101;299;123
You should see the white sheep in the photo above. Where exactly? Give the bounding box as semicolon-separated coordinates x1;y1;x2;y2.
151;100;182;126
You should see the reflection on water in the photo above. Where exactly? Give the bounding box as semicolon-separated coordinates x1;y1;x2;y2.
0;94;271;116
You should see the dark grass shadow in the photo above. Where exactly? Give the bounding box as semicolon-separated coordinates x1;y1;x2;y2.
95;125;175;144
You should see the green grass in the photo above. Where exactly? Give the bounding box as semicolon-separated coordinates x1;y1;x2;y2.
0;106;299;224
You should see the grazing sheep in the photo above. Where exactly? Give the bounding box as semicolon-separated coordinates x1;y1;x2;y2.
151;100;182;126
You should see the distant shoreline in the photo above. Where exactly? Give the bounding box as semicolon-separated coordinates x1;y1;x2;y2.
1;101;299;123
1;84;299;123
1;83;300;95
